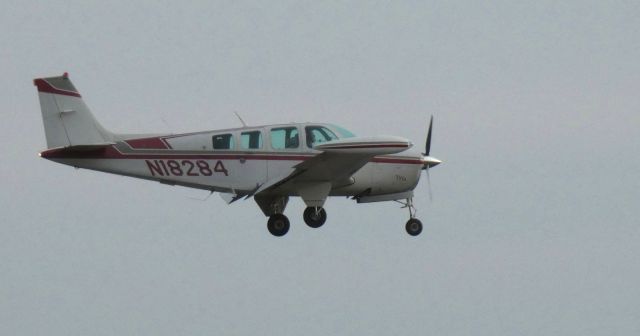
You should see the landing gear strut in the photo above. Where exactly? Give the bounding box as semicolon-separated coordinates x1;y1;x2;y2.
303;207;327;228
267;214;290;237
255;195;291;237
397;197;423;236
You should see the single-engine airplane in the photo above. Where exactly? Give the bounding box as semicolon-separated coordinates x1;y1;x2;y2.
34;73;441;236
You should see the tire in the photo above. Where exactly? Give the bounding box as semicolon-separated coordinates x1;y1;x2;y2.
267;214;290;237
405;218;423;236
303;207;327;228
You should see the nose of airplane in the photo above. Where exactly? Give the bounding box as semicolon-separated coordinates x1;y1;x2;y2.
420;116;441;169
421;156;442;169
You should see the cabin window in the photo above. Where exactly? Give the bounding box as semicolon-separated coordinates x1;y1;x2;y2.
305;126;339;148
212;133;235;150
241;131;262;149
270;127;299;150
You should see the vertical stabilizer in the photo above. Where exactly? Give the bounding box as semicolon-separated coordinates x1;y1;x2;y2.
34;73;113;148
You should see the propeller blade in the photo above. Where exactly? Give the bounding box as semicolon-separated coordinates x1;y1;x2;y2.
424;116;433;156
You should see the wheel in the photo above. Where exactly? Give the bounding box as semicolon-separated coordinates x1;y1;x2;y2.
405;218;423;236
303;207;327;228
267;214;290;237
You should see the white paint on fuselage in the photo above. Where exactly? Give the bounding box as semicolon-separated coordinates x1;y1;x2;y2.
53;122;424;197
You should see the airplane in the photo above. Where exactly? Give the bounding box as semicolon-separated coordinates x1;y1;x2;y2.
33;73;442;237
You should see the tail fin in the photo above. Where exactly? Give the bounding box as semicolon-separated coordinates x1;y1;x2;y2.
33;73;113;149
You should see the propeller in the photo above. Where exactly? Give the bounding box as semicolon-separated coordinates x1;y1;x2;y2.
421;116;441;201
425;163;433;201
423;115;433;156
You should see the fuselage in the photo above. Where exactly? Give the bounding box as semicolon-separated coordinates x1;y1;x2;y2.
40;122;424;197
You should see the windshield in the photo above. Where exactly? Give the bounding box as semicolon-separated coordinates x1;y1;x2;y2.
305;126;339;148
328;124;356;138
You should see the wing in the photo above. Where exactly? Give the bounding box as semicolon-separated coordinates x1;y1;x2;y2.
251;136;412;206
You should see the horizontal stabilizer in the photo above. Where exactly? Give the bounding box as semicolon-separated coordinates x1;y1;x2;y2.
60;143;115;151
39;143;115;159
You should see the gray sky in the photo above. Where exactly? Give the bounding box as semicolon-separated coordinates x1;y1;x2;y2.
1;1;639;335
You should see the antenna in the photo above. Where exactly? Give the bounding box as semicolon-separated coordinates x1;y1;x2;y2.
233;111;248;127
160;116;173;134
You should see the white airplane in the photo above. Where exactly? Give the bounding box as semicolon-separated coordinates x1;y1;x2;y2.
34;73;441;236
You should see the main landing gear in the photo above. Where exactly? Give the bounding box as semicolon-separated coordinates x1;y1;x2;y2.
303;207;327;228
256;195;330;237
398;197;423;236
267;214;290;237
266;207;327;236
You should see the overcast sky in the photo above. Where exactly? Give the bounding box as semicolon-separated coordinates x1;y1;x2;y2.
1;1;639;335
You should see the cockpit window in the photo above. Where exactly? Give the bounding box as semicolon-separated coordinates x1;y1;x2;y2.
270;127;299;150
305;126;339;148
329;124;356;138
212;133;235;150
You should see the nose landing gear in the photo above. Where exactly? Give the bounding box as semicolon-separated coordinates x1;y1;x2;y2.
405;218;423;236
397;197;423;236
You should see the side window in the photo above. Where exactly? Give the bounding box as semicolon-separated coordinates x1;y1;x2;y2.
241;131;262;150
212;133;235;150
305;126;338;148
270;127;299;150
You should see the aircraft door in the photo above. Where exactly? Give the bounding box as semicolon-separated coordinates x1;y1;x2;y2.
236;130;267;190
267;126;301;181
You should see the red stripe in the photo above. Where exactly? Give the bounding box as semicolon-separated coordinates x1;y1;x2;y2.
161;138;173;149
40;147;313;161
126;137;170;149
33;79;82;98
371;158;422;164
40;146;422;164
321;144;408;150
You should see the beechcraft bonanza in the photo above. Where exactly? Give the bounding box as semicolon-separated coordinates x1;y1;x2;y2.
34;73;442;236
